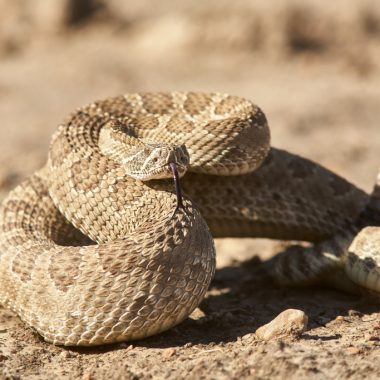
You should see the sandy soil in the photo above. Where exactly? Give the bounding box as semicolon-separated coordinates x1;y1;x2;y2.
0;1;379;379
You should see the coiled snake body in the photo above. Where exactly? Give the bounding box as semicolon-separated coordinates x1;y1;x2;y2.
0;92;379;346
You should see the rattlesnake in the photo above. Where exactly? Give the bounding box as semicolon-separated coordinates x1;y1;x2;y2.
0;92;378;346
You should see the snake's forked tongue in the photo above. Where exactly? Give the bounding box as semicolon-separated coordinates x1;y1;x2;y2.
169;162;184;217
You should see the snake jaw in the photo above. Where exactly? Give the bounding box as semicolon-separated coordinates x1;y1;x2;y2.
169;162;184;217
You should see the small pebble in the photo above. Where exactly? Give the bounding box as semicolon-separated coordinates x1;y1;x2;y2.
163;348;176;358
189;308;206;320
120;343;134;351
59;351;71;359
335;315;345;322
256;309;308;341
346;347;360;355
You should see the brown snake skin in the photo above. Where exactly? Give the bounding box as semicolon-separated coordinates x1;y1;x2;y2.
0;92;378;346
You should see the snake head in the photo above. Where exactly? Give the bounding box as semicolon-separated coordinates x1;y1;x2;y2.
99;121;190;181
125;143;190;181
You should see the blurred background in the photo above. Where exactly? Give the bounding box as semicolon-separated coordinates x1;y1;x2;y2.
0;0;379;207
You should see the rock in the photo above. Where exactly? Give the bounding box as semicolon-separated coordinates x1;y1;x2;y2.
59;350;71;359
163;348;176;358
346;346;361;355
189;308;206;321
256;309;308;341
119;343;134;351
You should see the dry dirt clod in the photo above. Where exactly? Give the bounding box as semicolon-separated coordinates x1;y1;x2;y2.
255;309;308;341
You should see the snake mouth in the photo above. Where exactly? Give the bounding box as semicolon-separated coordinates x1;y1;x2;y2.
152;164;187;180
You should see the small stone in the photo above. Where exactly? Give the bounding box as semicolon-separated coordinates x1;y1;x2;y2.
189;308;206;320
59;350;71;359
373;324;380;330
256;309;308;341
120;343;134;351
335;315;345;322
346;346;360;355
163;348;176;358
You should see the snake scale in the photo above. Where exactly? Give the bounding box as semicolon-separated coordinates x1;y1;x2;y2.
0;92;378;346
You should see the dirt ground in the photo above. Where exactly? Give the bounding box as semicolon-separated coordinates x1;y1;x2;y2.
0;1;380;379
